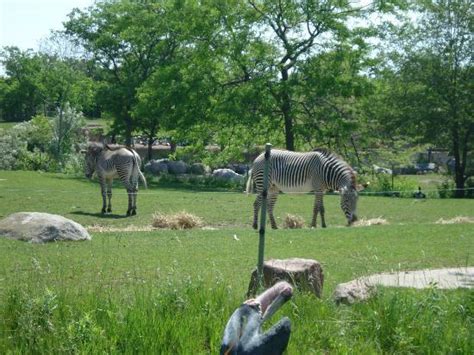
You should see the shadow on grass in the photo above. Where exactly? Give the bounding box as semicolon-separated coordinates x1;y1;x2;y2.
70;211;128;219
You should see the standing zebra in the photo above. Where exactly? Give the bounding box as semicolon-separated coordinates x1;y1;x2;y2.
83;142;147;216
247;149;358;229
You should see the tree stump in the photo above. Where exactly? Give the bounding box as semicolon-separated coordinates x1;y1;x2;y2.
248;258;324;298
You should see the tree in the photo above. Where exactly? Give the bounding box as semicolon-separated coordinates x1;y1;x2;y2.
65;1;183;146
0;47;43;121
373;0;473;196
232;0;371;151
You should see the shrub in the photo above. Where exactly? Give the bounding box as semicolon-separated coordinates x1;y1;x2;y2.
0;123;34;170
437;179;454;198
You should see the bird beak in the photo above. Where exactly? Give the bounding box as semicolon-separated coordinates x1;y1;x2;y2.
256;281;293;322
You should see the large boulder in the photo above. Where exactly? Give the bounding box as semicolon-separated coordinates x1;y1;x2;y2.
227;163;249;175
212;168;245;183
0;212;91;243
190;163;209;175
167;160;190;175
145;159;169;175
332;279;376;305
248;258;324;298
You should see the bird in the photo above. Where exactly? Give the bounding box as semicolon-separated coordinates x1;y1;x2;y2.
220;281;293;355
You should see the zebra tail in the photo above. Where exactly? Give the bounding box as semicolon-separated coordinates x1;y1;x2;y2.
245;169;253;195
138;169;147;189
132;151;147;189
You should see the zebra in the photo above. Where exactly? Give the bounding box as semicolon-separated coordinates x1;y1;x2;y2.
83;142;147;216
246;149;358;229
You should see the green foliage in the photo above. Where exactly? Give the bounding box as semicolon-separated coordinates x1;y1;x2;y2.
362;174;419;197
0;127;28;170
50;104;85;163
437;179;455;199
0;109;84;172
159;174;246;191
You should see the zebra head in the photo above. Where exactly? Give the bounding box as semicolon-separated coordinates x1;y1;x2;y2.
83;143;104;179
340;186;358;225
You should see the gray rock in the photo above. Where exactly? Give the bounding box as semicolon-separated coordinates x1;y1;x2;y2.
0;212;91;243
227;164;249;175
190;163;209;175
167;160;189;175
333;279;376;305
248;258;324;298
145;159;169;175
212;168;245;182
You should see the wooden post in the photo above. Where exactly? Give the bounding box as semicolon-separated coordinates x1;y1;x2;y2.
257;143;272;290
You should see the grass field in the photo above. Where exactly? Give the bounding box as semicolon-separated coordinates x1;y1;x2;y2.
0;171;473;353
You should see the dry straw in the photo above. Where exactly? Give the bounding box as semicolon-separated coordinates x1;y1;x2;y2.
435;216;474;225
283;214;305;229
152;211;203;229
353;217;389;227
87;225;154;233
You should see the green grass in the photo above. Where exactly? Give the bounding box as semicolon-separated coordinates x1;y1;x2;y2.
0;171;473;353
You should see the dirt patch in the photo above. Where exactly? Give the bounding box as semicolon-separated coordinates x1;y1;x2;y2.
353;217;388;227
86;225;155;233
362;267;474;289
435;216;474;224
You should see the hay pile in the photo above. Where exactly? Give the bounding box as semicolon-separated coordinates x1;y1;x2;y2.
152;211;203;229
283;214;305;229
353;217;388;227
435;216;474;224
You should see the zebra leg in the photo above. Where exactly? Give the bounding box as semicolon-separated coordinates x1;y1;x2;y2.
99;176;107;214
106;178;113;213
252;194;262;229
126;188;133;216
131;185;138;216
267;191;279;229
312;191;326;228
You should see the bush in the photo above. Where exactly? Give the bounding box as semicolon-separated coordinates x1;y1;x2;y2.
0;127;27;170
362;174;418;197
437;179;454;198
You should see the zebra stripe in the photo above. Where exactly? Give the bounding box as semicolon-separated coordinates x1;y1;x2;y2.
247;149;358;229
84;143;147;216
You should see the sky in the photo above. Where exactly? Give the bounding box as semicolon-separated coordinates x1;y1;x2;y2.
0;0;94;51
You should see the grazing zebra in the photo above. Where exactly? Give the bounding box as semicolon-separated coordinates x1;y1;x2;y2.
83;143;147;216
246;149;358;229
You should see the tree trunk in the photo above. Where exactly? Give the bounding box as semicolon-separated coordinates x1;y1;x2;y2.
124;114;133;147
452;124;465;198
280;68;294;151
147;136;155;162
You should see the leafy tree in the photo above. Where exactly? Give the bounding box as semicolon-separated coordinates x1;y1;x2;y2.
0;47;43;121
229;0;374;151
65;1;184;146
373;0;473;197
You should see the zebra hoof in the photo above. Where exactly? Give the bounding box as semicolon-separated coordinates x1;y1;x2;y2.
107;208;112;213
131;209;137;216
126;210;131;216
101;208;106;214
252;223;258;230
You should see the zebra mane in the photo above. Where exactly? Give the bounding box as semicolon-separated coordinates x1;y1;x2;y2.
313;148;357;189
87;142;106;156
